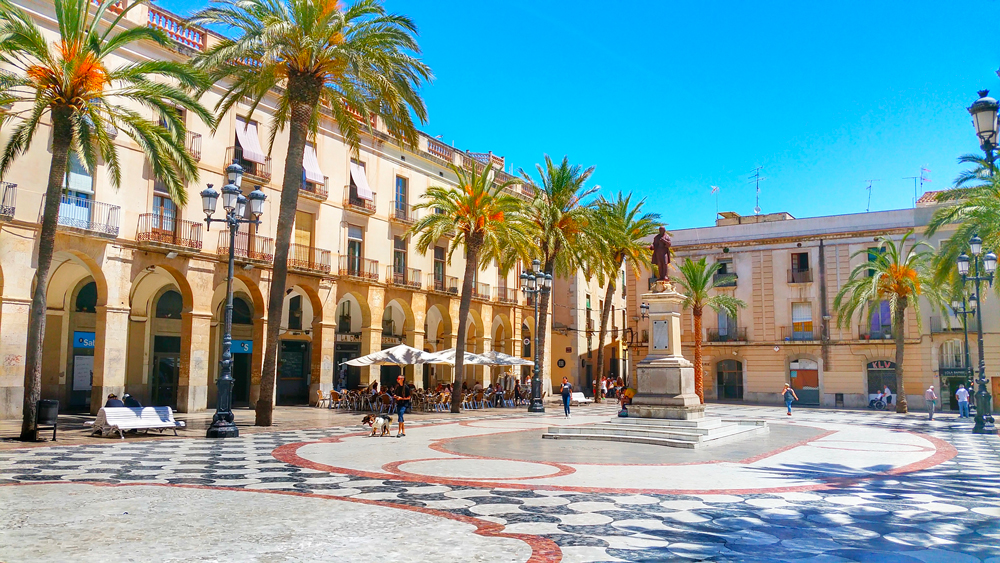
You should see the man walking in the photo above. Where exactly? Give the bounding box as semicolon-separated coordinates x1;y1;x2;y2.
392;374;411;438
956;384;970;419
560;377;573;418
925;385;938;420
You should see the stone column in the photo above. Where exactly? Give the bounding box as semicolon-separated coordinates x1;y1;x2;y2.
312;321;337;404
360;326;383;385
176;311;212;413
631;282;704;420
90;306;130;414
0;297;30;419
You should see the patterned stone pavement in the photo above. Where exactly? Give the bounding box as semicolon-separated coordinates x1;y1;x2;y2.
0;404;998;562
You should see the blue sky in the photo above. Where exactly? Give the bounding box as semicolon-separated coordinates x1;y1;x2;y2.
160;0;1000;229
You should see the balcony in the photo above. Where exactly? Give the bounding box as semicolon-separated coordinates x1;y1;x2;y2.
497;285;518;305
713;272;737;288
56;195;120;237
225;146;271;183
0;182;16;220
300;178;328;201
338;255;378;281
428;273;459;295
859;324;894;341
136;213;202;251
788;268;813;283
147;6;205;51
387;266;421;289
216;230;273;263
931;315;977;334
344;191;376;214
707;327;747;342
390;201;416;225
472;282;491;302
288;243;331;274
427;138;454;162
780;326;819;342
185;131;202;161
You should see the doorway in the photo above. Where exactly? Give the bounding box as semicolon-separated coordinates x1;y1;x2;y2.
789;358;820;405
151;335;180;408
232;347;252;407
717;359;744;400
277;340;309;405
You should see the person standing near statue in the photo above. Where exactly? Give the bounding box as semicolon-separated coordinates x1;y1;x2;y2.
650;227;672;282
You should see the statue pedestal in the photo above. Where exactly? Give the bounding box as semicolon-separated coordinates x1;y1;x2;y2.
632;282;705;420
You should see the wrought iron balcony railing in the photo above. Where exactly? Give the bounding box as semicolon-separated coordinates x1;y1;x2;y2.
713;272;737;287
300;177;328;201
288;243;331;273
216;230;273;262
707;327;747;342
56;195;120;237
225;146;271;183
339;255;378;281
859;324;894;341
136;213;202;250
344;191;376;214
472;282;491;302
390;201;416;224
0;182;15;221
387;266;421;289
781;326;819;342
428;273;459;294
788;268;813;283
185;131;202;161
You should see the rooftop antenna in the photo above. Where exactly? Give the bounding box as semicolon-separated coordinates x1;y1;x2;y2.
903;175;918;207
902;168;930;207
747;166;766;214
865;179;881;212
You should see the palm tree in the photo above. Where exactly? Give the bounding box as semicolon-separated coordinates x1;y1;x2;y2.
832;232;944;413
0;0;211;441
926;165;1000;286
520;155;598;396
592;193;661;396
409;164;529;412
191;0;430;426
673;258;746;404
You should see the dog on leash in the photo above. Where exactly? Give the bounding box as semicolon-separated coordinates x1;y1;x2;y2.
361;414;392;437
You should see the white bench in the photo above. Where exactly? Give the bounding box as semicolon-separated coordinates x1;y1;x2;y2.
84;406;186;439
570;392;594;406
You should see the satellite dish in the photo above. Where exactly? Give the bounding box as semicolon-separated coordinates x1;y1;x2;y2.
754;206;761;215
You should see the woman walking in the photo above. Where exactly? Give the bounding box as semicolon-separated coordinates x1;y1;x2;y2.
560;377;573;418
782;383;798;416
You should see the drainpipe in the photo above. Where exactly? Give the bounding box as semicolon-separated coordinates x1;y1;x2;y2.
819;239;830;366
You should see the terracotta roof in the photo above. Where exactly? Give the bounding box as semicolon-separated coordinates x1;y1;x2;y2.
916;190;943;204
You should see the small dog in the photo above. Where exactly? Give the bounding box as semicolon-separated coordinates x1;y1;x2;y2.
361;414;392;437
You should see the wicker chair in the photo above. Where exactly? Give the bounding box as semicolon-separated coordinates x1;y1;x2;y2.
315;389;329;408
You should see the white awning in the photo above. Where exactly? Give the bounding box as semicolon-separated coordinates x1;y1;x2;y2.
343;344;437;366
303;144;325;184
350;162;374;201
480;350;534;366
426;348;494;366
235;117;267;164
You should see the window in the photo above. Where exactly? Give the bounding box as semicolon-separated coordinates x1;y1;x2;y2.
433;246;446;289
586;294;591;310
717;258;733;275
337;301;352;333
868;301;892;339
234;116;266;171
75;281;98;313
59;152;92;224
232;297;253;325
394;176;408;216
791;252;809;272
940;340;965;369
302;143;325;190
393;236;407;282
866;247;886;277
294;211;314;248
347;225;363;276
152;180;176;232
288;295;302;330
791;303;813;340
155;290;183;319
718;309;736;337
349;160;374;202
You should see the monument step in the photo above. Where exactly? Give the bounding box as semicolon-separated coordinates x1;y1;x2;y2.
605;417;725;430
542;419;768;449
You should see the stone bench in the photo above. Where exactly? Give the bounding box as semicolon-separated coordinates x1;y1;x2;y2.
84;406;186;439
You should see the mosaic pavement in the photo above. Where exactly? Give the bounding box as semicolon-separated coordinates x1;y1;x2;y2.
0;404;999;562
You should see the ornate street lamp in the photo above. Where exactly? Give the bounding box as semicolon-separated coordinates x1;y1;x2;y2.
951;295;976;390
202;163;266;438
956;235;997;435
520;259;551;413
970;90;1000;174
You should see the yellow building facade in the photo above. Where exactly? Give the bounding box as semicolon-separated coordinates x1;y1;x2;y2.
0;0;537;418
626;203;1000;412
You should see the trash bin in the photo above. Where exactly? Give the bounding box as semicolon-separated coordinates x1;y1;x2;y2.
36;399;59;441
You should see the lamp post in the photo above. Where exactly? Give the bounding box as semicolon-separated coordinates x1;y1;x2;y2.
956;235;997;435
520;259;551;413
201;163;266;438
951;294;976;391
969;90;999;175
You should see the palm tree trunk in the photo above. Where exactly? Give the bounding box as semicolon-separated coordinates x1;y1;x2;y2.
595;275;617;403
693;305;704;403
20;107;74;441
452;239;480;413
256;78;317;426
893;302;908;413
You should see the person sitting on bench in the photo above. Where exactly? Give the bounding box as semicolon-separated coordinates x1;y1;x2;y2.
123;394;142;408
104;393;124;408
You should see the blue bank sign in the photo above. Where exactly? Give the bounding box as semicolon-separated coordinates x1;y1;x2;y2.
73;331;95;349
232;340;253;353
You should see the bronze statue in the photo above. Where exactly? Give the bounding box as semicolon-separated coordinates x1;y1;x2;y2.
650;226;671;281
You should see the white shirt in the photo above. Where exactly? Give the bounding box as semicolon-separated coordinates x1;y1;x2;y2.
956;388;970;402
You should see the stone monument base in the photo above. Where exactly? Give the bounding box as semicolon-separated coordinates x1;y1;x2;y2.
630;404;706;420
631;340;704;420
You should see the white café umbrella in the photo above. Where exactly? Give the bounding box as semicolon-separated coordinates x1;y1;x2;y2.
343;344;437;366
426;348;494;366
480;350;534;366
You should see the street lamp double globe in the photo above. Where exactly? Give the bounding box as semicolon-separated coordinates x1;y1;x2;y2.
201;162;266;438
956;233;997;435
520;259;551;413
